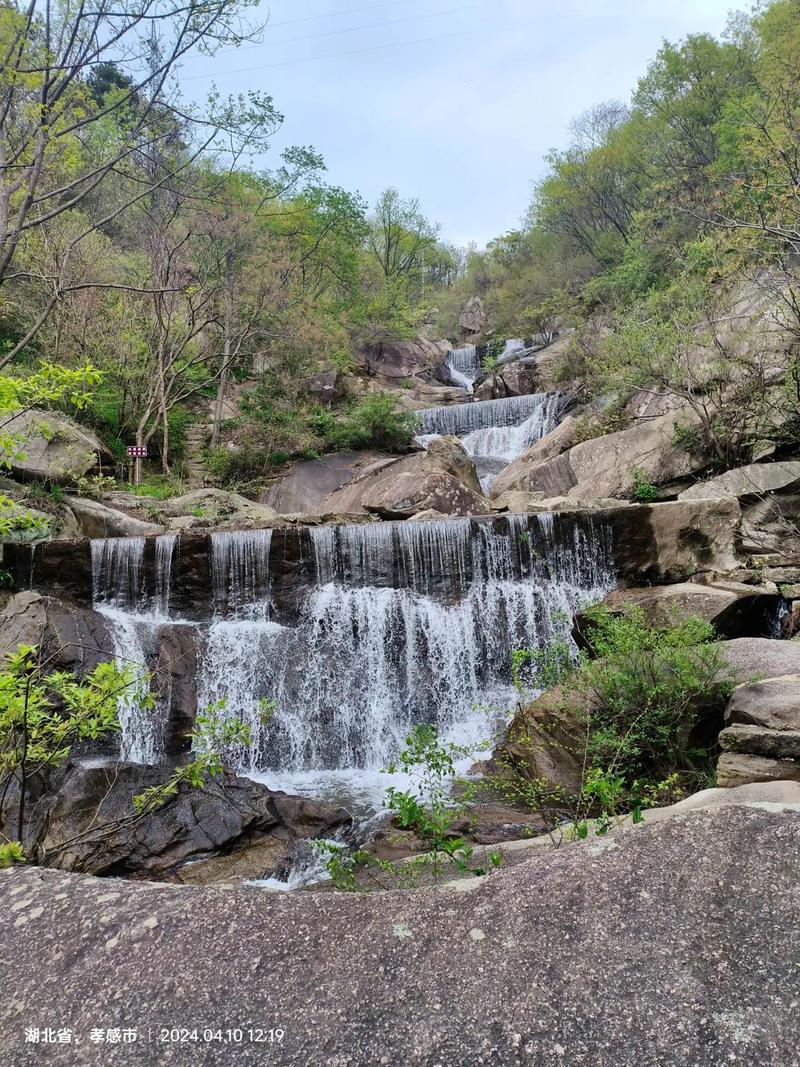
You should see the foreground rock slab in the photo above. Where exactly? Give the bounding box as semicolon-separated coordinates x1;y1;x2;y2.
1;806;798;1066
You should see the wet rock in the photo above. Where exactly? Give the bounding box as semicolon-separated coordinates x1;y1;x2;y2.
0;591;112;672
17;760;351;877
606;499;742;583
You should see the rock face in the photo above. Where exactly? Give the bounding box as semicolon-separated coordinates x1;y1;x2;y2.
354;337;451;383
576;581;781;640
5;408;111;483
492;687;586;798
1;806;798;1065
458;295;489;335
605;498;742;583
0;591;111;673
65;496;163;538
261;451;392;515
714;673;800;787
10;760;351;878
491;407;705;500
679;460;800;501
716;752;800;787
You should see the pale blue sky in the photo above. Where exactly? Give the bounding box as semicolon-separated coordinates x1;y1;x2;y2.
180;0;739;247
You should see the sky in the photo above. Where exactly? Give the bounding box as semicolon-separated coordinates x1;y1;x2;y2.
179;0;739;248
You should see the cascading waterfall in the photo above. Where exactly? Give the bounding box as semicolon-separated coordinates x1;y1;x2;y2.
91;534;177;763
444;344;480;393
196;516;615;809
86;517;616;812
415;393;564;493
416;394;556;437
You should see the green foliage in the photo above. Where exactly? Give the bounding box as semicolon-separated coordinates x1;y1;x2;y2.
493;608;732;840
573;606;731;787
0;841;25;868
317;725;499;892
630;468;659;503
0;644;135;844
512;636;575;696
0;362;101;536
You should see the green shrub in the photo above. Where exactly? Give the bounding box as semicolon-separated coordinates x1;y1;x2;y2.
574;606;731;786
630;467;659;503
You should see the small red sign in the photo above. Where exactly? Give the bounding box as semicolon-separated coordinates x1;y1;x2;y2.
127;445;148;458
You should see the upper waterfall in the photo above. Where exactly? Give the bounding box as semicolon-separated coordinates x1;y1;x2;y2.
444;344;481;393
415;392;564;492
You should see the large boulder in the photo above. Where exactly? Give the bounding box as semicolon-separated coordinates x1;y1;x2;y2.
458;295;489;335
491;407;706;501
65;496;164;538
726;674;800;731
718;637;800;682
159;488;279;529
5;807;798;1065
354;337;451;382
360;469;490;520
321;439;490;518
5;409;111;483
576;581;782;641
679;460;800;502
14;760;352;878
261;451;393;515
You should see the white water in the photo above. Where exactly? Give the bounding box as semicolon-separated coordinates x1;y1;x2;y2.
444;344;481;393
196;516;615;802
91;534;178;763
88;518;616;815
415;392;563;493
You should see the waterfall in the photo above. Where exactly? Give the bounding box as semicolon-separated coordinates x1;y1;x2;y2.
415;394;553;437
210;529;272;618
90;534;177;764
154;533;177;619
444;344;480;393
461;393;563;463
415;393;563;493
91;536;145;611
85;517;616;810
196;517;615;799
